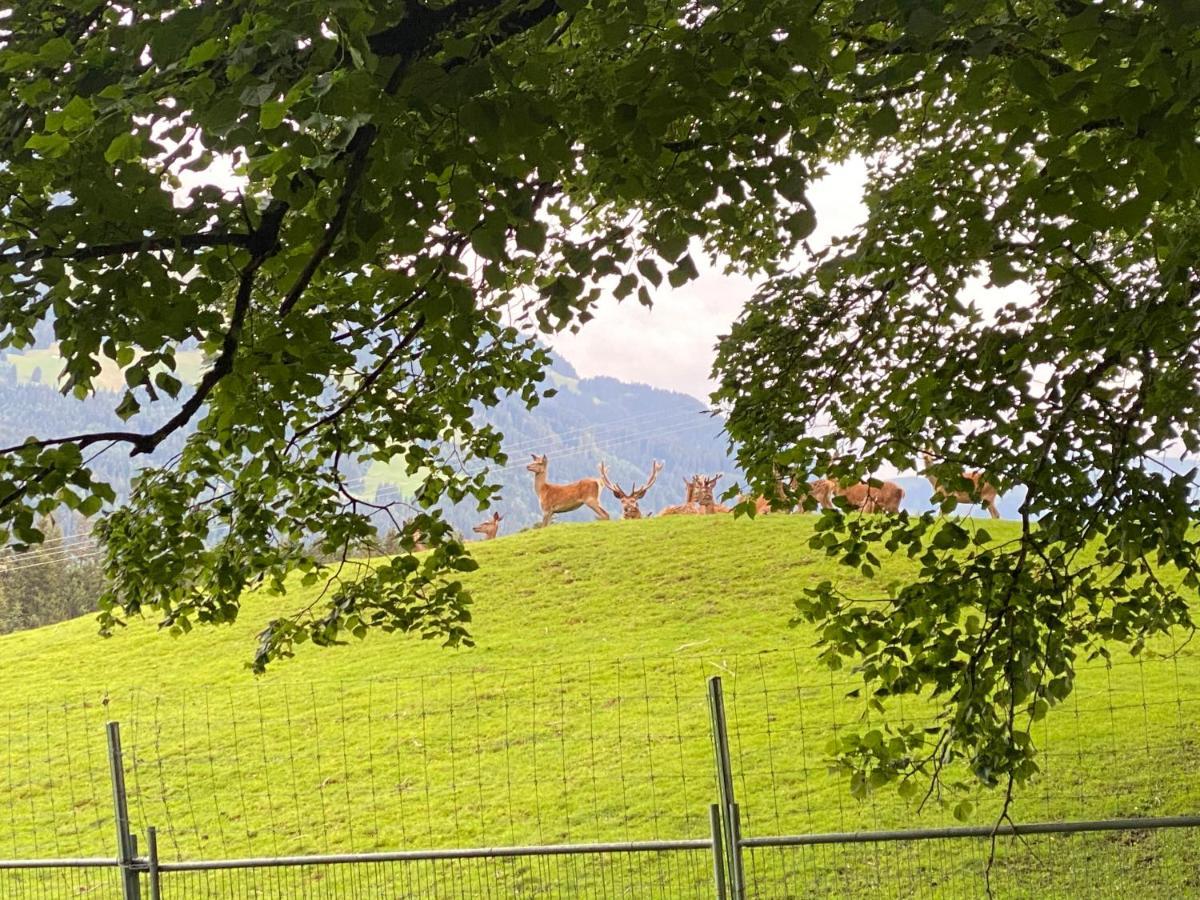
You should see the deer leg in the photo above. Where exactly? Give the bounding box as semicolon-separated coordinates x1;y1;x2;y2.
586;498;610;520
539;510;555;528
987;499;1000;519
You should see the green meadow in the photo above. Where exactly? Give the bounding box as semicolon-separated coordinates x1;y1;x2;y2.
1;515;1198;896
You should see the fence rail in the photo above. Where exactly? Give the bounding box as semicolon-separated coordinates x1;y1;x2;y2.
2;647;1199;897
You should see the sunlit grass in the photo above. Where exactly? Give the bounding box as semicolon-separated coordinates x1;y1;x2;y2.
0;515;1196;895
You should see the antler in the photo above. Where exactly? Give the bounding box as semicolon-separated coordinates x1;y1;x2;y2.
631;460;663;499
598;461;627;498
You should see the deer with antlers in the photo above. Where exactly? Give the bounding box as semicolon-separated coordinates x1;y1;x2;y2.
921;452;1000;519
598;460;662;519
527;454;610;527
692;473;731;514
659;475;701;516
660;473;732;516
810;478;905;513
472;511;502;540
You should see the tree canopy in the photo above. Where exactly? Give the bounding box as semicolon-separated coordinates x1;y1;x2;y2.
715;1;1200;802
0;0;814;669
4;0;1199;801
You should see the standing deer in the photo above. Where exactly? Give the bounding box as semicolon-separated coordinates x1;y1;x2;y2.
921;452;1000;519
810;478;905;513
527;454;610;527
598;460;662;519
472;511;502;540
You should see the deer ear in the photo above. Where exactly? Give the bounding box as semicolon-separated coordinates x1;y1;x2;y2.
494;512;502;521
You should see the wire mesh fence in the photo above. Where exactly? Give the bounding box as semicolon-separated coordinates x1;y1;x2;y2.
0;864;123;900
154;845;718;899
741;826;1200;900
0;643;1198;897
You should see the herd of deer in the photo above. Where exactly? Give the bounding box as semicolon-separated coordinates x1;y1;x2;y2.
470;452;1001;540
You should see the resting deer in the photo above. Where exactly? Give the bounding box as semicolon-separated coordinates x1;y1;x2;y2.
693;473;731;514
598;460;662;519
810;478;905;513
921;452;1000;519
527;454;610;527
659;475;701;516
472;511;502;540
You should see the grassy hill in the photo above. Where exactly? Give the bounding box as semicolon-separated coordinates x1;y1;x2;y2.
2;515;1199;896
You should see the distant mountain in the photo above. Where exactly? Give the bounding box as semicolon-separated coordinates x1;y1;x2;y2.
0;347;737;537
411;351;736;533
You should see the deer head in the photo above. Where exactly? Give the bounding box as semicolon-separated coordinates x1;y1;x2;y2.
472;511;502;540
527;454;548;475
598;460;662;519
693;473;723;507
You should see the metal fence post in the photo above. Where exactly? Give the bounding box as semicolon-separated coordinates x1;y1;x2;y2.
709;803;727;900
146;826;161;900
107;722;142;900
708;676;745;899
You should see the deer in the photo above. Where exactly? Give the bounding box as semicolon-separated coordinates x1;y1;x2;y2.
527;454;610;527
810;478;905;513
598;460;662;519
692;473;731;514
921;452;1000;519
472;511;502;540
659;475;702;516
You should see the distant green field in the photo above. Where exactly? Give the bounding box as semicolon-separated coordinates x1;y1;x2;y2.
360;454;424;503
1;515;1197;896
6;345;206;391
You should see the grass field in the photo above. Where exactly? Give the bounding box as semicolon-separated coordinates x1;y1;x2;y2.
6;346;206;391
1;515;1198;896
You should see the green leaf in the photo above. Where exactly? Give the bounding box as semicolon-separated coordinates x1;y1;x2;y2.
114;391;140;422
24;132;71;158
470;216;507;260
260;100;288;130
186;38;222;67
104;132;142;164
61;96;95;132
637;259;662;287
866;104;900;138
667;254;699;288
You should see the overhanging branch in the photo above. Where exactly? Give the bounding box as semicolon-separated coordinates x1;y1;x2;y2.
0;230;253;266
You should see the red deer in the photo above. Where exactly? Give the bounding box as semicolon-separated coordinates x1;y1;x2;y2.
472;511;502;540
737;494;773;516
811;478;905;513
692;474;731;514
598;460;662;519
660;475;702;516
921;452;1000;519
527;454;610;527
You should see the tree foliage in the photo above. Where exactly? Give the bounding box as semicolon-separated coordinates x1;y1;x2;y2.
7;0;1198;802
715;1;1200;800
0;1;815;669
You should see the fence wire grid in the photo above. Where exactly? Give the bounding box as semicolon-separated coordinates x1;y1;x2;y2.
0;644;1197;897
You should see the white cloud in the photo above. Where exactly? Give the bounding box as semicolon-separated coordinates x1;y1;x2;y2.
547;159;871;401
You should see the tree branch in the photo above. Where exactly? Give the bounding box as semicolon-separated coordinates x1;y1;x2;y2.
279;0;562;319
294;313;427;441
0;202;288;464
278;124;377;318
0;230;252;266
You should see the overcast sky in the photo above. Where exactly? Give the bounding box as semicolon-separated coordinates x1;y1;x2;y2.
547;158;870;402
